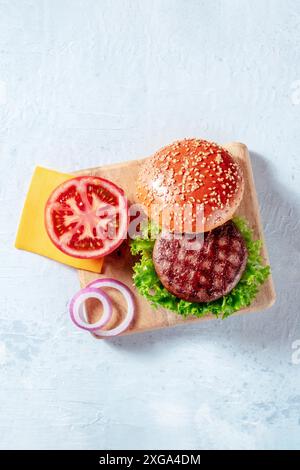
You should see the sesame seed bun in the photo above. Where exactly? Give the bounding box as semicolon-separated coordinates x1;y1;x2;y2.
136;138;244;233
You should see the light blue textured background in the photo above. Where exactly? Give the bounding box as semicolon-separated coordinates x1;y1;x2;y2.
0;0;299;450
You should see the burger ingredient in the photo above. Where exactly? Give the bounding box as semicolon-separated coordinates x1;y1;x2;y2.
15;167;104;272
130;217;270;318
69;287;113;331
45;176;128;259
153;221;248;303
136;139;244;233
86;278;135;336
69;278;135;336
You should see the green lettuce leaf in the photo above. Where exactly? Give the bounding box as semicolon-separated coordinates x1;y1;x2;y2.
130;217;270;319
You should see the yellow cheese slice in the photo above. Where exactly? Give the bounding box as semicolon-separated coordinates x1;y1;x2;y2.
15;166;104;273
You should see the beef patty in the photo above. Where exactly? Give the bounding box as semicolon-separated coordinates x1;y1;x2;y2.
152;221;248;303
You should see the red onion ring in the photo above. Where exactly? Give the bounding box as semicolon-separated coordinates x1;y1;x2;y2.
86;278;135;337
69;287;112;331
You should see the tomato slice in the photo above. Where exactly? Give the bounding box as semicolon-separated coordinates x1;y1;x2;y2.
45;176;128;259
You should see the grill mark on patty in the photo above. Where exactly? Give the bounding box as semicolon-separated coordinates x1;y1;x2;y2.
152;221;248;303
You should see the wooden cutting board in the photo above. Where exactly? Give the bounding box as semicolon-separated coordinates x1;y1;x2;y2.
77;142;276;337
